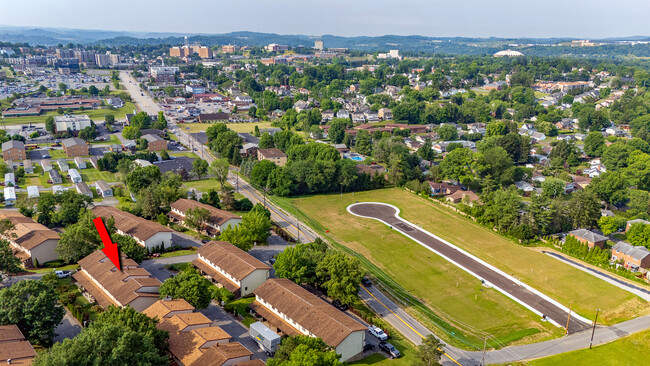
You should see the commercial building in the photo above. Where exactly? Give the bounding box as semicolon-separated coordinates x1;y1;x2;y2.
1;140;26;161
150;67;179;83
62;138;89;157
265;44;288;52
221;45;239;53
170;46;193;58
314;40;324;50
0;210;60;266
256;148;287;166
169;199;242;235
193;241;270;298
93;206;173;249
198;112;230;123
54;114;92;133
251;278;366;361
73;251;161;311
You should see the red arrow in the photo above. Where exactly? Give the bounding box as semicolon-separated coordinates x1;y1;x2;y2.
93;217;121;271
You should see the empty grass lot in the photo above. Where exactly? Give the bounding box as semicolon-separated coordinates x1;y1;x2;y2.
275;188;649;346
0;102;135;125
79;168;120;183
182;178;223;192
179;121;274;134
523;329;650;366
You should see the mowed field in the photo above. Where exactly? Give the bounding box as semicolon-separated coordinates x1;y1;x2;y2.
277;188;650;346
179;121;274;134
524;329;650;366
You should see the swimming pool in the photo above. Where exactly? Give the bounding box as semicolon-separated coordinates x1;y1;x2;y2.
348;156;364;161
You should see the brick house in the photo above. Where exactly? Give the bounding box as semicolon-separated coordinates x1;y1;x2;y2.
257;148;287;166
568;229;608;249
143;134;168;152
2;140;26;161
611;242;650;273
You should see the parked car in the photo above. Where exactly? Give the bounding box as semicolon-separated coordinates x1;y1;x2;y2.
378;341;400;358
362;277;372;287
269;257;276;265
331;300;348;311
54;270;71;279
368;325;388;341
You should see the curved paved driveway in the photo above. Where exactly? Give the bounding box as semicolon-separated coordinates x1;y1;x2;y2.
348;202;590;334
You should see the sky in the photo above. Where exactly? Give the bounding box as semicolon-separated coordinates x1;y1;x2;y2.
1;0;650;39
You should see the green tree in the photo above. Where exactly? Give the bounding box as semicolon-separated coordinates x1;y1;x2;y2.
567;190;602;229
0;234;21;273
184;207;211;234
598;216;619;236
542;178;565;199
259;133;275;149
316;252;364;305
274;241;327;285
267;335;343;366
584;132;606;157
328;118;348;144
192;158;209;179
0;279;64;346
210;158;230;189
159;269;213;309
115;235;146;264
219;210;272;250
354;129;372;156
250;160;277;187
45;116;55;134
417;139;436;161
104;114;115;125
122;126;141;140
413;335;444;366
33;306;168;365
438;124;458;141
440;148;473;183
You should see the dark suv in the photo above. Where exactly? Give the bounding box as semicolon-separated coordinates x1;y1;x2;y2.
331;300;349;311
379;341;401;358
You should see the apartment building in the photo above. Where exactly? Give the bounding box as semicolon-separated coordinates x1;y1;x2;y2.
251;278;366;361
1;140;26;161
150;66;179;83
62;138;89;157
193;241;270;298
612;242;650;272
0;210;60;266
143;134;168;151
93;206;173;249
256;148;287;166
73;251;161;311
169;199;241;235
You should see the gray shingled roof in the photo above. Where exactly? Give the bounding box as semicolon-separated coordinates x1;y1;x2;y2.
612;242;650;261
1;140;24;152
569;229;607;243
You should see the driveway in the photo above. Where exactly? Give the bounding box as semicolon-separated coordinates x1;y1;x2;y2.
54;310;82;343
348;202;591;334
140;254;198;282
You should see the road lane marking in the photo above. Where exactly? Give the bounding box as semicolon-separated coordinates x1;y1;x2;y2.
361;285;463;366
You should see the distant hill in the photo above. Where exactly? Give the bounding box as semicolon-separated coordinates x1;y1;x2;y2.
1;26;649;57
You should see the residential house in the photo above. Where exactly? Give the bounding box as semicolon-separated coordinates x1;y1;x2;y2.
626;219;650;232
49;169;62;184
27;185;39;199
74;157;87;169
250;278;366;362
3;187;15;206
169;199;242;235
23;160;33;174
515;181;535;194
57;158;70;172
0;210;60;266
336;109;350;119
73;251;161;311
611;242;650;272
568;229;608;249
62;138;88;157
294;100;311;112
377;108;392;120
4;173;15;187
155;157;195;174
193;241;271;298
75;182;93;198
2;140;26;161
93;206;173;249
143;134;168;152
321;110;335;122
40;159;53;172
52;185;65;195
68;169;82;183
89;156;99;169
532;172;546;183
427;181;460;196
445;190;481;206
257;148;287;166
95;180;113;197
0;324;37;365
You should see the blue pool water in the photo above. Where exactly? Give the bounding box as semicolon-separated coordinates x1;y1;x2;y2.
349;156;364;161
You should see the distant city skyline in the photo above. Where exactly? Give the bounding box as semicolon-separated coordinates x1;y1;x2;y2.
2;0;650;39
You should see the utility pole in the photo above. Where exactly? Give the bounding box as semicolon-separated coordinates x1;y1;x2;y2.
589;309;600;349
565;301;573;335
480;337;487;366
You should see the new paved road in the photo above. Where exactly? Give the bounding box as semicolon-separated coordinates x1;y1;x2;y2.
348;202;591;334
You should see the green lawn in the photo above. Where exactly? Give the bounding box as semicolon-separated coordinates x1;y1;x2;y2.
89;134;120;145
274;188;650;348
27;263;79;274
0;102;135;125
524;329;650;366
169;152;200;159
179;121;273;134
49;149;67;160
350;328;417;366
534;91;550;98
79;168;120;183
182;178;224;192
158;249;196;258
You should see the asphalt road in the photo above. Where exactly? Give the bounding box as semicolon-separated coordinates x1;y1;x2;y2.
348;202;590;334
